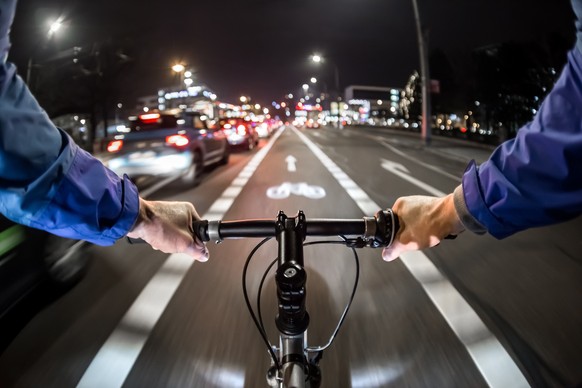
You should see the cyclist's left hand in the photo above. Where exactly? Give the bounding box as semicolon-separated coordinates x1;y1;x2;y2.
382;194;464;261
127;198;209;261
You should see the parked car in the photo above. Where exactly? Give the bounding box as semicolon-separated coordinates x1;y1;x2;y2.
102;109;230;186
218;117;259;150
0;215;88;352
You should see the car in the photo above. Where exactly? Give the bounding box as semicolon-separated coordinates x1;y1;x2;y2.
218;117;259;150
102;109;230;186
0;215;88;352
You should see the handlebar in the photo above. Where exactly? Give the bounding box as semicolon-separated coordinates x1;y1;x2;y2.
193;209;399;248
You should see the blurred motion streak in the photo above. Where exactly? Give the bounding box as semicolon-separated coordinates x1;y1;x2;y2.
350;363;407;387
193;360;245;388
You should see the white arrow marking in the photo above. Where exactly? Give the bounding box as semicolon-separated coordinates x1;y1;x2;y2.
286;155;297;172
381;158;446;197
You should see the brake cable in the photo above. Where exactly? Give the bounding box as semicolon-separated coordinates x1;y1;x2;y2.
243;236;361;375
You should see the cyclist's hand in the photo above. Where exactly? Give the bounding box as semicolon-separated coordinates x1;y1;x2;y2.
382;194;464;262
127;198;209;262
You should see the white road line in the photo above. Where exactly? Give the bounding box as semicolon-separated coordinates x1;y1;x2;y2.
139;175;181;198
380;158;446;197
363;132;461;181
76;128;285;388
291;126;529;388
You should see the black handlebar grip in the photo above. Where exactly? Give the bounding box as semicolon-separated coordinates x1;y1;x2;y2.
192;220;209;242
370;209;399;248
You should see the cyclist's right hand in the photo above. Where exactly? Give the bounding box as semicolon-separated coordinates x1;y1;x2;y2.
382;193;464;261
127;198;209;262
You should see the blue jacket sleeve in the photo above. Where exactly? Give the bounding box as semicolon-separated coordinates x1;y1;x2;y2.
459;0;582;238
0;0;139;245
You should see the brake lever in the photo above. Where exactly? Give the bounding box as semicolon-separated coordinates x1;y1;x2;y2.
345;237;369;248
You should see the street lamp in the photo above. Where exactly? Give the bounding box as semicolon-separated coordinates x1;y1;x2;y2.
172;63;185;73
310;53;340;98
310;77;317;84
171;63;186;91
411;0;431;146
310;53;341;126
48;20;62;36
26;18;64;85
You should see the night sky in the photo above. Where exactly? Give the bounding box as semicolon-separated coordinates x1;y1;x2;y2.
8;0;576;106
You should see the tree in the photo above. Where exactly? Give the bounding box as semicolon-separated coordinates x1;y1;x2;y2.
32;38;135;151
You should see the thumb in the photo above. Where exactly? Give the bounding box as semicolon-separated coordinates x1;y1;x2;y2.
184;242;210;262
382;244;402;262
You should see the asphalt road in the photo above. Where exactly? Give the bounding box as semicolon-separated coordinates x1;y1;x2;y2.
0;125;580;388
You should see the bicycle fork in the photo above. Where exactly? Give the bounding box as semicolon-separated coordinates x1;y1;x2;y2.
266;211;322;388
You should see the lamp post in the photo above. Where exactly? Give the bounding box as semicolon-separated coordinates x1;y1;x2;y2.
411;0;431;146
311;53;341;126
171;63;186;90
26;19;63;85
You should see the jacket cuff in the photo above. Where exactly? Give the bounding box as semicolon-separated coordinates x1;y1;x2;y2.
453;183;487;235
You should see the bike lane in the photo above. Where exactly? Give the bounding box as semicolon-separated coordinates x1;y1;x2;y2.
305;125;582;387
122;125;498;387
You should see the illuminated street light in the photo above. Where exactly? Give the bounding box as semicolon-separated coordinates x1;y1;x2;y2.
184;70;192;78
240;96;248;103
254;104;261;110
302;84;309;91
172;63;185;73
27;18;65;84
171;63;186;91
184;78;193;86
310;77;317;84
310;53;341;126
48;20;62;36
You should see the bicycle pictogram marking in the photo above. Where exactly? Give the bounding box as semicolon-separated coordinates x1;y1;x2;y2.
266;182;326;199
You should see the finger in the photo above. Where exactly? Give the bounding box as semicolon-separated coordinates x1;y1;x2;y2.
382;245;401;262
185;242;210;262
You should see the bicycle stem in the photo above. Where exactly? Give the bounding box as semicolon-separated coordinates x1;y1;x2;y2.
275;211;309;336
272;211;322;388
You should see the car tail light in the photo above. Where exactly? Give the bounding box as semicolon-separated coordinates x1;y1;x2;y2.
236;124;247;135
140;113;161;124
107;140;123;152
166;134;189;147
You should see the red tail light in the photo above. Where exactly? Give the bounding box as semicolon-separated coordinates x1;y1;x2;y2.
166;134;189;147
460;127;468;133
140;113;161;124
107;140;123;152
236;124;247;135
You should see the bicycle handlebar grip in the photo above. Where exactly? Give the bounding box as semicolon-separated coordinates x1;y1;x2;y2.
192;220;209;242
370;209;399;248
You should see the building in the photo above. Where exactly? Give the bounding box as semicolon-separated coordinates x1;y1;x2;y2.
136;84;219;117
343;85;402;124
